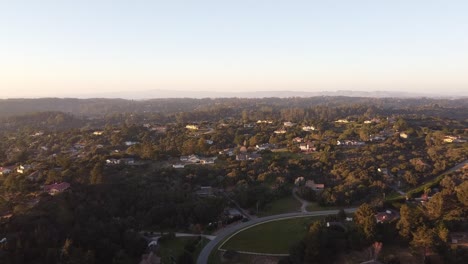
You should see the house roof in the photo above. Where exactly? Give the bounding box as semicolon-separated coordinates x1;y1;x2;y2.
44;182;70;193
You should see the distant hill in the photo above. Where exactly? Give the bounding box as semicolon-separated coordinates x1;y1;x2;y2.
67;89;458;99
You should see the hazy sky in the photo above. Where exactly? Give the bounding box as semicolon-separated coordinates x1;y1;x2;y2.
1;0;467;98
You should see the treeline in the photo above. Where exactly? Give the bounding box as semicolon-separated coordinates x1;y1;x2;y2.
0;97;467;119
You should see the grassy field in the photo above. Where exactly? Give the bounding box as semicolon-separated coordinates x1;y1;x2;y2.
257;196;301;217
159;237;209;263
220;216;323;254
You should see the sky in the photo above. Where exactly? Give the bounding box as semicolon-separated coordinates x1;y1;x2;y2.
0;0;467;98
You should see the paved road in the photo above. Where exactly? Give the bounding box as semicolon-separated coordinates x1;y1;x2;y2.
196;208;357;264
292;187;312;213
404;159;468;196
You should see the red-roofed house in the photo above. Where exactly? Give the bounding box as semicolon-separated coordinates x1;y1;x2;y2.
44;182;70;195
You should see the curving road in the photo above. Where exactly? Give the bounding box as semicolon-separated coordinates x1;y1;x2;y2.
196;208;357;264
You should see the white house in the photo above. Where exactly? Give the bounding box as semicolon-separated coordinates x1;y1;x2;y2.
0;167;12;176
302;126;316;132
17;164;32;174
274;129;286;134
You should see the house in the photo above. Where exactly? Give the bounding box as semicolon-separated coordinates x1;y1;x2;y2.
274;129;286;134
302;126;316;132
236;153;261;161
92;131;104;136
0;167;12;176
120;158;135;165
17;164;32;174
299;142;315;152
196;186;214;196
256;120;273;124
185;124;199;130
450;232;468;248
44;182;71;195
225;208;243;219
106;159;120;165
399;132;409;139
200;157;217;164
305;180;325;191
180;154;200;163
375;209;399;223
125;141;139;146
27;171;41;181
337;140;365;146
151;126;167;133
293;137;303;143
219;148;235;156
294;177;305;185
283;122;295;127
172;164;185;169
378;168;389;176
256;143;275;151
31;131;44;137
335;119;349;123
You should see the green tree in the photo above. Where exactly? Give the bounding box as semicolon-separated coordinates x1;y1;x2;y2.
396;204;414;239
354;203;376;240
456;181;468;206
411;226;434;262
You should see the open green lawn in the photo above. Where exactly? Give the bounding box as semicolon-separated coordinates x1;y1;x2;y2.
221;216;323;254
159;237;209;263
257;196;301;217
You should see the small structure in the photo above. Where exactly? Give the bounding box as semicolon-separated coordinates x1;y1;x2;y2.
180;154;200;163
375;209;399;223
200;157;217;164
236;153;261;161
92;131;104;136
196;186;214;197
299;142;315;152
274;129;286;134
399;132;409;139
0;167;12;176
302;126;316;132
172;164;185;169
125;141;139;146
17;164;32;174
219;148;235;156
256;120;273;124
255;143;275;151
283;122;295;127
225;208;242;219
44;182;71;195
450;232;468;248
335;119;350;123
185;124;199;130
305;180;325;191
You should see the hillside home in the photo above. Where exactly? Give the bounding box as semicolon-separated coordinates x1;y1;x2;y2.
375;210;399;224
302;126;316;132
305;180;325;190
44;182;70;195
0;167;12;176
17;164;32;174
